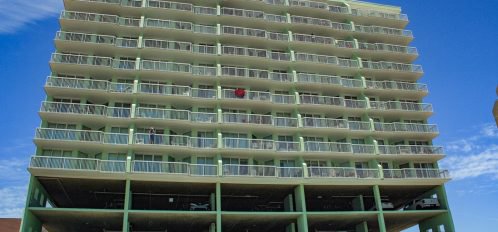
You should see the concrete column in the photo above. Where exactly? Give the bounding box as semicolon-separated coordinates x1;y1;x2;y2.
373;185;386;232
216;182;222;232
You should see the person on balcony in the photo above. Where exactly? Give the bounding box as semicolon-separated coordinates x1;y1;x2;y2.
149;127;156;144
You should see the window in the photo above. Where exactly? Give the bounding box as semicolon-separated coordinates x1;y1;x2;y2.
47;123;77;129
135;154;162;161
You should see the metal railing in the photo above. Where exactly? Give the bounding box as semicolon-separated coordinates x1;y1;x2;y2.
223;113;273;125
308;167;356;178
348;121;372;130
136;107;190;120
60;11;140;27
302;117;348;129
383;169;450;179
362;60;423;73
370;101;433;112
134;133;190;146
355;25;413;37
378;145;444;155
365;80;427;92
304;141;352;153
223;138;274;150
275;141;300;152
30;156;127;173
31;157;450;179
222;26;289;41
138;83;191;96
223;164;277;177
299;95;344;106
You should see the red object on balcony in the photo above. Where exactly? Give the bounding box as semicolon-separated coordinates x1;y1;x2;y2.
234;88;246;98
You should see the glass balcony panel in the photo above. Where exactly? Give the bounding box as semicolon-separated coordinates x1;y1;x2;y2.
147;0;193;11
192;65;217;76
30;156;99;171
223;113;273;125
106;107;131;118
141;60;191;73
41;102;107;116
275;141;300;152
356;169;379;178
191;88;216;99
348;121;371;130
293;33;334;45
191;112;217;123
302;118;347;129
100;160;126;173
297;73;341;85
223;164;277;177
136;108;190;120
134;133;190;146
352;144;375;154
278;167;303;178
194;6;217;15
190;164;218;176
133;161;190;174
103;133;129;144
139;83;191;96
190;137;217;149
304;141;352;152
308;167;357;178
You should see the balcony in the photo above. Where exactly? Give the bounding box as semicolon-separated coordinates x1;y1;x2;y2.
304;141;352;153
294;53;360;69
29;155;450;182
369;101;433;114
220;66;294;83
45;77;134;99
362;60;423;73
296;73;362;89
383;169;450;179
378;145;444;156
302;117;348;129
55;31;139;55
374;122;438;135
365;80;427;95
299;95;368;111
223;138;275;150
30;156;126;173
50;53;137;75
358;42;417;55
221;7;288;24
354;24;413;44
221;26;289;47
40;102;131;123
35;128;128;144
59;11;140;34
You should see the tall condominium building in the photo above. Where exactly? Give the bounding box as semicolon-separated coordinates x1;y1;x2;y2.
21;0;455;231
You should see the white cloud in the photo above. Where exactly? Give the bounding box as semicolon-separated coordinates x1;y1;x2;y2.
442;145;498;180
442;123;498;181
0;0;63;33
0;186;27;218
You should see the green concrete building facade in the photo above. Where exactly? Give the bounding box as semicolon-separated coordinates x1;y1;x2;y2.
21;0;455;231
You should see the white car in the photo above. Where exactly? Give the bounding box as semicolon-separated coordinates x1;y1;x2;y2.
369;201;394;211
404;198;440;210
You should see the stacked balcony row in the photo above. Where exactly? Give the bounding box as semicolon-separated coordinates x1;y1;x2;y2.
40;101;438;134
45;77;433;114
60;9;413;46
30;155;449;180
67;0;409;31
34;127;442;155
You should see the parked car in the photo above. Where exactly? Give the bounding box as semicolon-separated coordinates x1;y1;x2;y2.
369;200;394;211
404;198;440;210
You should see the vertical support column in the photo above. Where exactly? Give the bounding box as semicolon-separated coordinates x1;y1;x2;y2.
122;179;131;232
20;176;44;232
373;185;386;232
418;185;455;232
352;195;365;211
294;184;308;232
216;182;222;232
356;221;368;232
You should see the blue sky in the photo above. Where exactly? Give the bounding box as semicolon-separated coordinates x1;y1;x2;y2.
0;0;497;231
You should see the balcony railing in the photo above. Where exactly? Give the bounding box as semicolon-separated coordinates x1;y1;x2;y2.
370;101;433;112
383;169;450;179
302;117;348;129
358;42;418;55
46;76;134;93
304;141;352;153
355;25;413;38
223;113;273;125
308;167;356;178
30;156;126;173
365;80;427;92
223;138;274;150
222;26;289;41
378;145;444;155
299;95;344;107
362;60;423;73
30;157;450;180
293;33;334;45
348;121;372;131
223;164;277;177
351;8;408;21
145;18;217;34
40;101;131;118
374;122;438;133
35;128;128;144
60;11;140;27
221;66;293;82
136;107;190;120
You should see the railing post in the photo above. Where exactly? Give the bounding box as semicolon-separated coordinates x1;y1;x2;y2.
302;163;308;178
139;16;145;28
128;128;134;145
299;137;305;152
216;23;221;36
217;160;223;177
